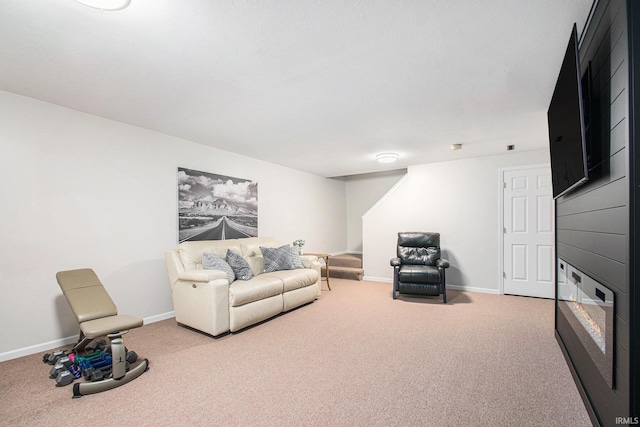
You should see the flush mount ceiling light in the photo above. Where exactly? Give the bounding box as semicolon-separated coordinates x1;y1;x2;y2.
74;0;131;11
450;144;462;151
376;153;399;163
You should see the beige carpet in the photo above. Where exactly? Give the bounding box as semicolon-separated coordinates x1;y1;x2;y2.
0;279;591;426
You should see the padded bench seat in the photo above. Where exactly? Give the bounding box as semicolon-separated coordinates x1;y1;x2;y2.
80;314;144;339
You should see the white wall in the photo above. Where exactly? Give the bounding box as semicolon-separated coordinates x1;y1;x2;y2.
344;169;406;253
363;150;550;293
0;91;346;359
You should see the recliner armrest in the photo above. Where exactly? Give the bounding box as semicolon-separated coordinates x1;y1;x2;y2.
390;257;401;267
436;258;450;269
177;269;229;282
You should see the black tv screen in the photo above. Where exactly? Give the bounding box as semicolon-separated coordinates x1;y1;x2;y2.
547;24;589;199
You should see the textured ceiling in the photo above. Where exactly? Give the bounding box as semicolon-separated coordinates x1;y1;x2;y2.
0;0;593;177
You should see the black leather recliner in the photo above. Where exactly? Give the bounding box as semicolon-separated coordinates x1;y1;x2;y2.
390;232;450;302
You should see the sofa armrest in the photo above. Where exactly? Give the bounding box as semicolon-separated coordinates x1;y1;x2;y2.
165;250;228;290
299;255;318;268
172;278;230;336
307;259;322;297
165;250;184;292
177;269;229;283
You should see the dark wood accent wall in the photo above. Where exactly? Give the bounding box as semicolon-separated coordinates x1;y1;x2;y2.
627;0;640;419
555;0;639;424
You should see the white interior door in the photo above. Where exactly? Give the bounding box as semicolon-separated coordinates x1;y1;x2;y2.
502;166;555;298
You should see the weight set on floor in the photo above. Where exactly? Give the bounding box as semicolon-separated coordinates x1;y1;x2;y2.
43;340;141;387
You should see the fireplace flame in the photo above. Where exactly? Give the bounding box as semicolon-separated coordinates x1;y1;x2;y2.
570;298;603;340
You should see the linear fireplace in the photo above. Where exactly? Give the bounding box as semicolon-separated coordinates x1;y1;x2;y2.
557;259;614;388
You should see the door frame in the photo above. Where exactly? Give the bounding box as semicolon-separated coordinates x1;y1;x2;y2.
498;163;553;295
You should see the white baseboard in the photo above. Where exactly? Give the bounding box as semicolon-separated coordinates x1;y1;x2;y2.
144;311;175;324
0;311;176;363
363;276;392;283
446;284;500;295
0;335;80;363
363;277;500;295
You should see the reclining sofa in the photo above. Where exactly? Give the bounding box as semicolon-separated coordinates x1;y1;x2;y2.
165;237;321;336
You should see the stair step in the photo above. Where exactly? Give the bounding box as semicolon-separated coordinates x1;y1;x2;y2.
329;253;362;269
322;265;364;281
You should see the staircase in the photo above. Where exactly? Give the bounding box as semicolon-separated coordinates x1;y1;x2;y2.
322;253;363;281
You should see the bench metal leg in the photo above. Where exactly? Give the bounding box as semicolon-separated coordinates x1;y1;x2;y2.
72;358;149;398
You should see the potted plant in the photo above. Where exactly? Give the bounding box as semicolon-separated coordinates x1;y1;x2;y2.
293;239;306;254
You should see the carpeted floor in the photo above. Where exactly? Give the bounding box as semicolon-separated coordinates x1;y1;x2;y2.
0;279;591;426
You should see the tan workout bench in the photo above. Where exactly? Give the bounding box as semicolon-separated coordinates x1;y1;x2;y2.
56;268;149;398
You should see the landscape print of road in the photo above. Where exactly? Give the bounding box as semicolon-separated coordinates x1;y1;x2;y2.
178;167;258;242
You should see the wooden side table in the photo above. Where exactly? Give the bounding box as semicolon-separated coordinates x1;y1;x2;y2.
306;253;331;290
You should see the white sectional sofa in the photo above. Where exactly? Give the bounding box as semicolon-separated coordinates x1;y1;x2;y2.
164;237;321;336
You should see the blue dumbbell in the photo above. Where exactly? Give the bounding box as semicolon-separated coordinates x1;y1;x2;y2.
77;354;112;370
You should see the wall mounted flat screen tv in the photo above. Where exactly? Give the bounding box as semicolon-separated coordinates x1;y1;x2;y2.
547;23;589;199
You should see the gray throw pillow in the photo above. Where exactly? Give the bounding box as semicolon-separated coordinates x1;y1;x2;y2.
226;249;253;280
261;245;295;273
289;245;304;269
201;252;235;283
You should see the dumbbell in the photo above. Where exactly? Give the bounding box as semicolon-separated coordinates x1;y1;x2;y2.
83;364;111;381
77;354;112;370
104;345;128;355
49;357;73;378
42;351;58;364
83;362;130;382
85;339;107;353
43;350;67;365
55;365;82;387
126;351;137;364
74;349;104;361
73;350;105;366
95;348;136;364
